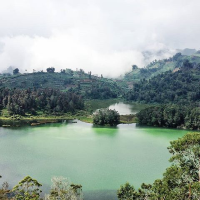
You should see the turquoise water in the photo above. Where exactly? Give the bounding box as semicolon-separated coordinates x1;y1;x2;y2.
0;121;188;199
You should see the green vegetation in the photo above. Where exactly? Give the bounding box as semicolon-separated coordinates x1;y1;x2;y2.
137;104;200;130
13;68;19;75
0;176;83;200
1;52;200;199
123;51;200;83
93;109;120;126
117;132;200;199
0;88;84;116
125;60;200;104
1;56;200;129
46;176;83;200
0;68;122;99
12;176;42;200
120;115;137;124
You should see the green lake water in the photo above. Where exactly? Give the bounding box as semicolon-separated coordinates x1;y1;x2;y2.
0;120;188;199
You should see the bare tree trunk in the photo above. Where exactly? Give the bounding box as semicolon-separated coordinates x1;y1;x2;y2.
189;184;191;199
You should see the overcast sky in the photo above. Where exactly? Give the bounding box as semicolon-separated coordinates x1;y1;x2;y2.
0;0;199;77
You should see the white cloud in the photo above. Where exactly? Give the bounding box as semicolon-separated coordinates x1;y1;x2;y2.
0;0;199;77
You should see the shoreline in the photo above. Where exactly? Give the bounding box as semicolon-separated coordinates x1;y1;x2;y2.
0;114;138;127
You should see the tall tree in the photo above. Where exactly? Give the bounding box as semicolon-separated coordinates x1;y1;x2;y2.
13;68;19;75
12;176;42;200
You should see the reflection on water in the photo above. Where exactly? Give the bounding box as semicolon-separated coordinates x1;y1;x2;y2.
109;102;133;115
92;126;119;136
108;102;148;115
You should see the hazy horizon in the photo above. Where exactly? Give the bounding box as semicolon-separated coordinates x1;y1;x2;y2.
0;0;200;77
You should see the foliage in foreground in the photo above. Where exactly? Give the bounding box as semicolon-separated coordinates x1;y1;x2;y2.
0;176;83;200
117;132;200;200
12;176;42;200
45;176;83;200
93;109;120;126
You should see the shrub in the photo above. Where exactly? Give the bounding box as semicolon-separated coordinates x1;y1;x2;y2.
93;109;120;126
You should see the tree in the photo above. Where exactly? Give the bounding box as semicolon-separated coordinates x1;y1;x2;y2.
60;69;66;74
173;53;182;61
45;176;83;200
117;182;139;200
46;67;55;73
117;132;200;200
12;176;42;200
132;65;138;71
88;71;91;79
168;132;200;198
93;109;120;126
13;68;19;75
0;176;9;200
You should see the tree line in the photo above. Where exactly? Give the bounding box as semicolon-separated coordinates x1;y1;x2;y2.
136;104;200;130
0;88;84;116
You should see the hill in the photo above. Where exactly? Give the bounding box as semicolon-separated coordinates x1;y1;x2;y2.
124;59;200;104
123;51;200;83
0;69;123;99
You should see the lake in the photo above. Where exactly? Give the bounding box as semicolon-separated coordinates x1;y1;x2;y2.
108;102;148;115
0;120;188;200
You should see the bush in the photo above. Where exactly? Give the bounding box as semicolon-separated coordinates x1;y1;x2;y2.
93;109;120;126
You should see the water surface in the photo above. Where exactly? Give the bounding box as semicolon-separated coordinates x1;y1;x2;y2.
0;121;188;199
108;102;148;115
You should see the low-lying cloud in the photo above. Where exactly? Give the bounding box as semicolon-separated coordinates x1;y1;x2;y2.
0;0;199;77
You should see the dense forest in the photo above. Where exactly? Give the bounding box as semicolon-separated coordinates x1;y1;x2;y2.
125;60;200;104
0;68;121;100
0;88;84;116
118;132;200;200
136;104;200;130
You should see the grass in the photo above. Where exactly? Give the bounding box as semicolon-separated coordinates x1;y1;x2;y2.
120;115;138;124
77;116;93;123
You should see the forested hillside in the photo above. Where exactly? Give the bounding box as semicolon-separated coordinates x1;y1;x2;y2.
123;51;200;82
124;60;200;104
0;68;122;100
